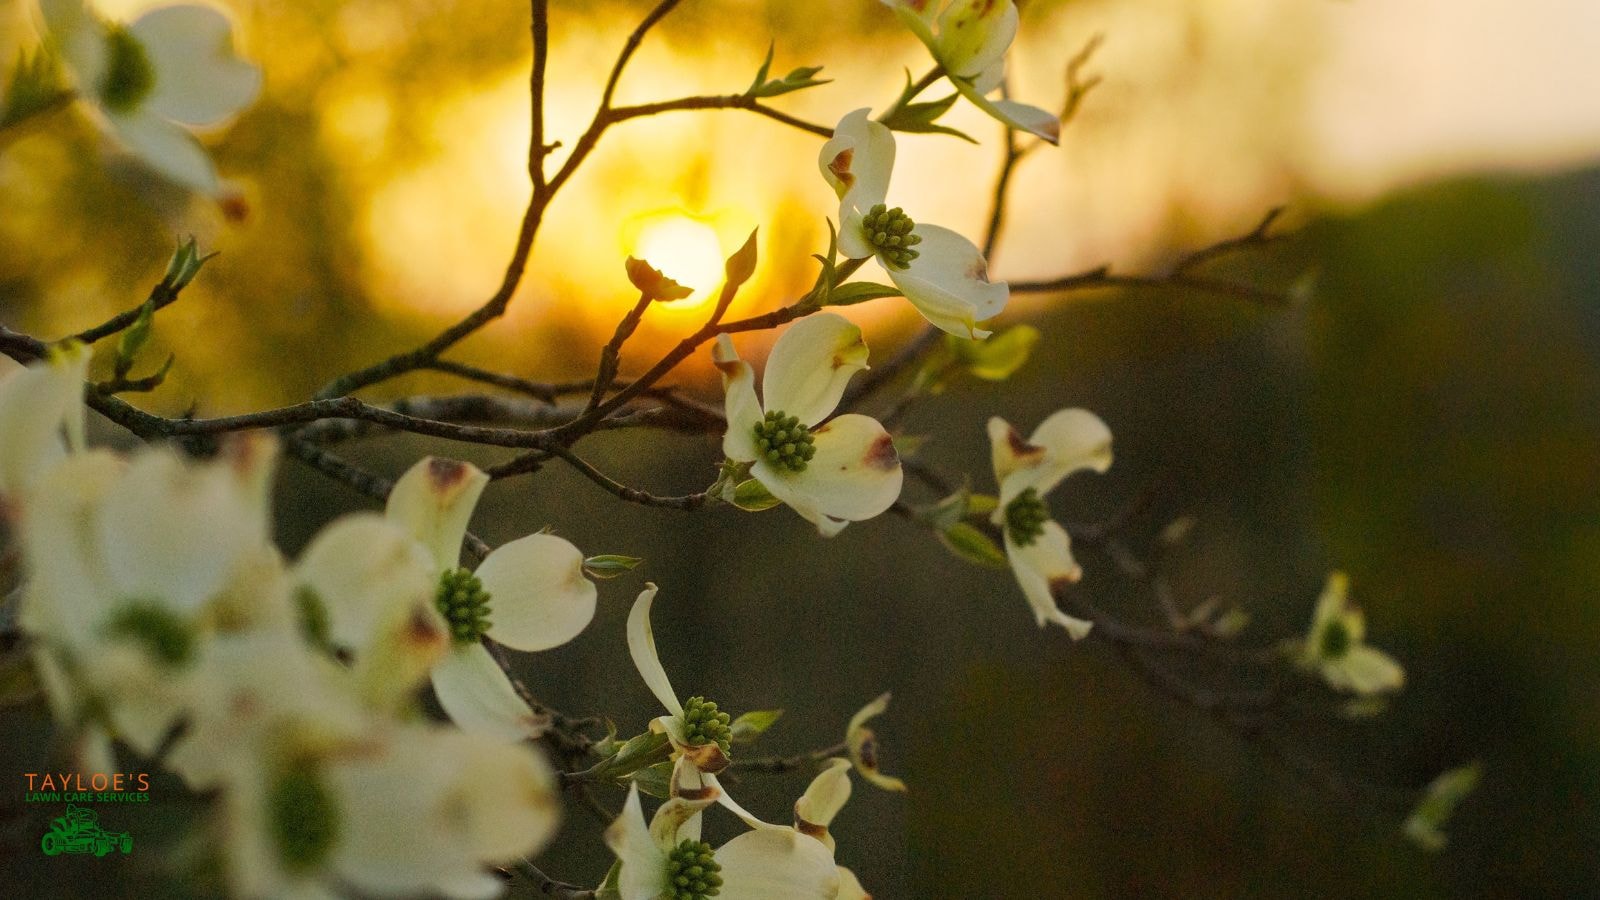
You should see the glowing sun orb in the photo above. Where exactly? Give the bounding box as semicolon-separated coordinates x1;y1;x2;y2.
629;215;725;309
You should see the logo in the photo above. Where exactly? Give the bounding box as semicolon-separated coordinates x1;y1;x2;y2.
39;804;133;857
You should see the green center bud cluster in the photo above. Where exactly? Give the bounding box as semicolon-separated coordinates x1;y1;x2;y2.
862;203;922;269
1320;619;1352;659
753;410;815;473
665;838;723;899
101;26;155;113
105;601;195;668
680;696;733;754
270;768;339;873
1004;488;1050;547
436;568;493;645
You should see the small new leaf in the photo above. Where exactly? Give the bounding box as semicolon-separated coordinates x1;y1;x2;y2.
926;488;971;531
880;93;976;142
730;478;782;512
729;709;784;744
947;325;1041;381
825;282;902;308
745;45;830;98
1403;762;1484;852
630;761;675;798
114;300;156;379
583;555;644;579
600;731;672;780
160;236;214;293
939;523;1008;569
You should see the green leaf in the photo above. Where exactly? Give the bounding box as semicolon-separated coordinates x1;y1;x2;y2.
730;709;784;744
583;555;644;579
589;719;622;758
1403;762;1483;852
745;43;775;95
824;282;902;308
926;488;971;530
730;478;782;512
880;92;977;142
744;50;831;98
947;325;1041;381
598;731;672;781
630;761;675;798
939;522;1008;569
114;300;156;379
965;493;999;517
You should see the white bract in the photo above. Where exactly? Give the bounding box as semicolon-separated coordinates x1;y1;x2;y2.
793;758;872;898
0;342;90;507
845;693;907;793
1297;572;1406;696
376;456;599;741
820;109;1008;339
880;0;1061;143
606;782;841;900
38;0;260;194
987;408;1113;638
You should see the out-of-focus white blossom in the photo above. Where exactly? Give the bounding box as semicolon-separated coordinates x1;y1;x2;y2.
1297;572;1406;696
0;341;90;507
37;0;260;194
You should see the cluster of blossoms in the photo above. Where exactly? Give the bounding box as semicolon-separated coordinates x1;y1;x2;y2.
0;0;1453;892
0;346;910;897
4;349;569;896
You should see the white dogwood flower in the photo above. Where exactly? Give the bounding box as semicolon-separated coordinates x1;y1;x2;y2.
987;408;1113;638
38;0;261;194
606;782;841;900
17;436;277;754
819;109;1008;338
714;313;903;537
880;0;1060;142
1297;572;1406;696
383;456;598;741
626;583;784;831
183;636;560;900
0;341;90;507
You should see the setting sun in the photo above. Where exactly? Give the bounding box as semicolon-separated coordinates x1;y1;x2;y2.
627;214;726;309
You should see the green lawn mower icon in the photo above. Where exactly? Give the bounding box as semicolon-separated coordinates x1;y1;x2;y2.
40;804;132;857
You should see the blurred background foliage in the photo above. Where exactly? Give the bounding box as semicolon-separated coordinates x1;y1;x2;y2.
2;0;1599;896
